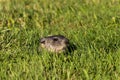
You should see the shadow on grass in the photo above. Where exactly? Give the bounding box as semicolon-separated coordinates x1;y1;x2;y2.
67;43;77;53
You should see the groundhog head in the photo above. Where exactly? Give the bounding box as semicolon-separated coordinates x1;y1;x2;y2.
39;35;69;53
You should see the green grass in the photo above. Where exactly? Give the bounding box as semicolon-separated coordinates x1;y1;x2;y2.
0;0;120;80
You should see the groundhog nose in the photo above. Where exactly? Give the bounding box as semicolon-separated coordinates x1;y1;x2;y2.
40;38;45;44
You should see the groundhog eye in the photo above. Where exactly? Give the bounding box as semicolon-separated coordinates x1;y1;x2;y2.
53;38;58;41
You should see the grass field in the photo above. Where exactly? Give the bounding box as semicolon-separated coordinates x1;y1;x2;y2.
0;0;120;80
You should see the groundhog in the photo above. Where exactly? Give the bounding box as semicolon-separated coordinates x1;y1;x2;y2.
39;35;69;53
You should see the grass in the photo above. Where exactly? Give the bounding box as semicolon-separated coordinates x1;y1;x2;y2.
0;0;120;80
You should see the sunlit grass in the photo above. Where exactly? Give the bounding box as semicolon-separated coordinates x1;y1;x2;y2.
0;0;120;80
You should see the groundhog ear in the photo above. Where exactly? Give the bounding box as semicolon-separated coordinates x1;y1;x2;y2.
40;38;45;44
65;39;69;44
